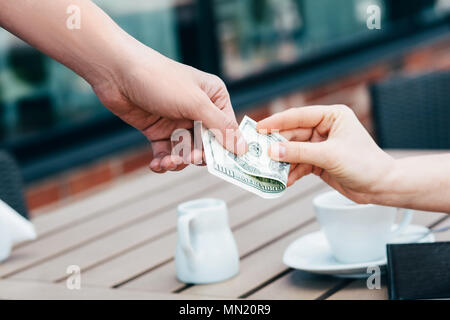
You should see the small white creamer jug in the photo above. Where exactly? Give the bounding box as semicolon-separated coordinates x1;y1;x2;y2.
175;198;239;284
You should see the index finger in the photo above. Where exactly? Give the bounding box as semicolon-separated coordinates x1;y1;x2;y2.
257;106;329;133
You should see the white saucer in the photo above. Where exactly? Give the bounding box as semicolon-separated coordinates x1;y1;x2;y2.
283;224;435;278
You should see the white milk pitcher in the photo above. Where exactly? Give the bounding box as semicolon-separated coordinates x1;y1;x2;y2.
175;198;239;284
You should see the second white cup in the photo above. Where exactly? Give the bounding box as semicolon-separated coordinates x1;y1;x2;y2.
313;191;413;264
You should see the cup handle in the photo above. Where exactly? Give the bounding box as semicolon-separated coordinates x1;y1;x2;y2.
390;208;413;237
178;212;197;264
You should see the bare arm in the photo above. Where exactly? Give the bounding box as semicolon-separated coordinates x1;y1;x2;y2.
258;106;450;213
378;154;450;212
0;0;130;87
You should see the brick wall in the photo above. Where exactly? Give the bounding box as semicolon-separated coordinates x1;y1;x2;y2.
25;37;450;216
26;148;154;215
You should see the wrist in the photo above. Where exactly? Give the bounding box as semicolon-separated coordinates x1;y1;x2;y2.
82;29;137;89
368;158;412;208
88;32;172;99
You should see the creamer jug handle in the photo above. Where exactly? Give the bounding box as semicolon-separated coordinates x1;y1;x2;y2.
178;212;198;261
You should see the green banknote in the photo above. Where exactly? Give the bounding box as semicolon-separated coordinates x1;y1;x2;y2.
202;116;290;199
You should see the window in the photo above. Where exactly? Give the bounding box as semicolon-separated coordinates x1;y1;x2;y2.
0;0;180;144
213;0;446;81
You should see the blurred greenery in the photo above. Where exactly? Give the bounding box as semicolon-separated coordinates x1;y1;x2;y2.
0;0;446;149
0;2;179;143
6;46;48;86
249;0;268;24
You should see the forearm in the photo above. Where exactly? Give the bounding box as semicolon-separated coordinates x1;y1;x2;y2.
373;154;450;212
0;0;150;88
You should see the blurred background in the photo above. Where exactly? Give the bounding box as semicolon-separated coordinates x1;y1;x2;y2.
0;0;449;215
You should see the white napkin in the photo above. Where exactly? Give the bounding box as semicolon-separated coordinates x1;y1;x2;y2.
0;199;37;262
0;222;11;263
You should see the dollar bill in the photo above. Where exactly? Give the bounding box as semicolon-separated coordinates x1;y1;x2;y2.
202;116;290;199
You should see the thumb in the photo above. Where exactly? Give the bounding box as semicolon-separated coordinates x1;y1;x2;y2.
269;141;330;169
200;101;248;156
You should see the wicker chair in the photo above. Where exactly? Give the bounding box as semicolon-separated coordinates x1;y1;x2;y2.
371;71;450;149
0;151;28;219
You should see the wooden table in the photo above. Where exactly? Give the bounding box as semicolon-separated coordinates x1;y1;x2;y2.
0;151;448;300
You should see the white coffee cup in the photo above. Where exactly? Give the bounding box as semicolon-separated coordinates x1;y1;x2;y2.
175;198;239;284
313;191;413;264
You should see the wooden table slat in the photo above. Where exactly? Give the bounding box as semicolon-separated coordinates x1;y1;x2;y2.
77;180;326;288
117;185;327;293
1;173;220;278
120;177;325;292
182;223;341;299
14;175;320;283
32;166;202;237
0;279;220;300
248;270;343;300
11;183;245;282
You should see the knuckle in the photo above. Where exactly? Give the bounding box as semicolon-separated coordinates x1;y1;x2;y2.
211;74;226;88
335;104;355;115
212;75;230;97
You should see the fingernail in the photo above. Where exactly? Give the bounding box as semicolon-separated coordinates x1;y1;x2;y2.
236;136;248;155
270;143;286;160
151;166;161;172
167;161;178;170
173;156;184;166
256;125;268;135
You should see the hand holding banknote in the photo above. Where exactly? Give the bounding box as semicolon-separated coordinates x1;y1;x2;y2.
257;105;395;204
0;0;247;174
94;49;248;174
